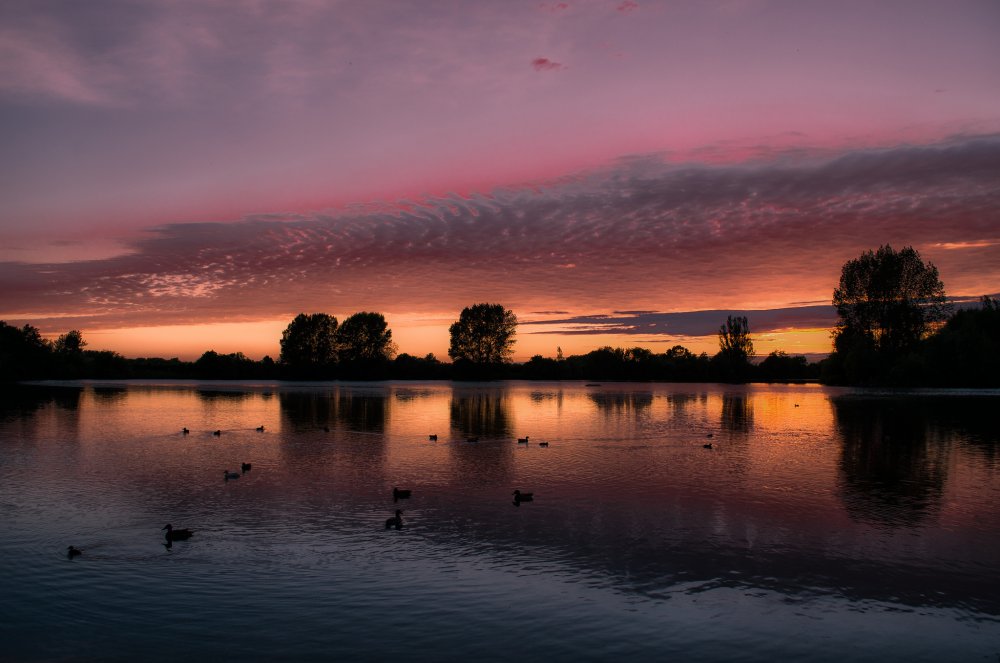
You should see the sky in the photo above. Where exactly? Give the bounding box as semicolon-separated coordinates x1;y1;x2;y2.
1;0;999;362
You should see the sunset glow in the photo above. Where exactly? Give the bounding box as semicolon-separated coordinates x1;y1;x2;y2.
2;1;999;362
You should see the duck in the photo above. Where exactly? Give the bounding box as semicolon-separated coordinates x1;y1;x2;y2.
213;430;222;436
392;487;411;502
512;490;534;504
224;470;241;480
428;434;438;441
241;462;252;473
256;425;265;432
162;524;194;541
703;443;713;449
517;436;529;444
706;433;714;438
538;441;549;447
385;509;403;530
182;427;190;435
67;545;82;558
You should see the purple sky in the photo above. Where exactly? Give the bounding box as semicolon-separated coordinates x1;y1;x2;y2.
1;1;999;360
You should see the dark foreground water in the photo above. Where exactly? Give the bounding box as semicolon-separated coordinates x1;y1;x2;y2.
1;380;998;662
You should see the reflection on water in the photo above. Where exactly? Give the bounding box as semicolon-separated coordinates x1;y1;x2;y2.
587;390;653;414
449;387;512;438
720;392;754;433
2;381;999;661
834;396;949;527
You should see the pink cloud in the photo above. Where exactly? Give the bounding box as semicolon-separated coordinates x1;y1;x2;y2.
531;57;563;71
617;1;638;13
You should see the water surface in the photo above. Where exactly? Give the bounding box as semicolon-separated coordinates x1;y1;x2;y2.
2;381;998;661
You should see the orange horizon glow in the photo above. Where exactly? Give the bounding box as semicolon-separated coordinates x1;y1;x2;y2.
44;318;836;364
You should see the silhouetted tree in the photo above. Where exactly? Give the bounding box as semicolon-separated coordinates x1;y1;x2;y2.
921;295;1000;387
195;350;260;379
718;315;754;362
448;303;517;365
0;321;52;380
336;312;396;364
833;245;949;357
279;313;339;377
758;350;810;382
714;315;754;381
54;330;86;355
393;353;449;379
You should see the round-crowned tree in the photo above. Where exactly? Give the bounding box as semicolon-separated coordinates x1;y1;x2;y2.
448;303;517;365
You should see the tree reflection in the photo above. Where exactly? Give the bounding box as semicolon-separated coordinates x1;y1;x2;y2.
720;393;754;433
278;390;390;433
449;389;512;439
448;389;514;483
834;396;948;527
0;384;81;421
588;391;653;415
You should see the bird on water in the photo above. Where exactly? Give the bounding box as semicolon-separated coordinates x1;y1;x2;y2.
393;487;411;502
385;510;403;530
224;470;240;480
512;490;533;505
241;462;252;473
67;546;82;558
162;524;194;541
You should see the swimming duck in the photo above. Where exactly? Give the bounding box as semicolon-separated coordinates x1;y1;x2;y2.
538;441;549;447
428;434;438;441
385;509;403;530
213;430;222;436
67;545;82;558
256;425;265;432
517;436;529;444
393;487;411;502
241;462;252;473
182;427;190;435
703;443;713;449
512;490;534;504
224;470;240;480
162;524;194;541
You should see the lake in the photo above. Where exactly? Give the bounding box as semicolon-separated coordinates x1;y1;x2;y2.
1;380;998;661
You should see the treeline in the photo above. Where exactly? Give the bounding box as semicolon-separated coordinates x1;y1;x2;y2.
2;246;996;386
0;320;819;383
821;245;1000;387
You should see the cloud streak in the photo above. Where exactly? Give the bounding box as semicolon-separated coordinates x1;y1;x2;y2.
1;135;999;338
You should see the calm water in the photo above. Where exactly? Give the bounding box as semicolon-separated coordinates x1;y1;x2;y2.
2;380;999;662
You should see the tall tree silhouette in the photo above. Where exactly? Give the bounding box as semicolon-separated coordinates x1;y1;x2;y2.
717;315;754;362
280;313;339;375
448;303;517;365
833;245;949;356
337;312;397;369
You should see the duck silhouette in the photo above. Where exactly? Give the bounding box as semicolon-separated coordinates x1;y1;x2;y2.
703;443;713;449
213;430;222;437
385;509;403;530
182;427;190;435
512;490;533;505
224;470;240;480
392;487;411;502
67;545;82;558
256;425;265;432
538;441;549;447
517;436;529;444
241;462;252;473
162;524;194;541
428;434;438;441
